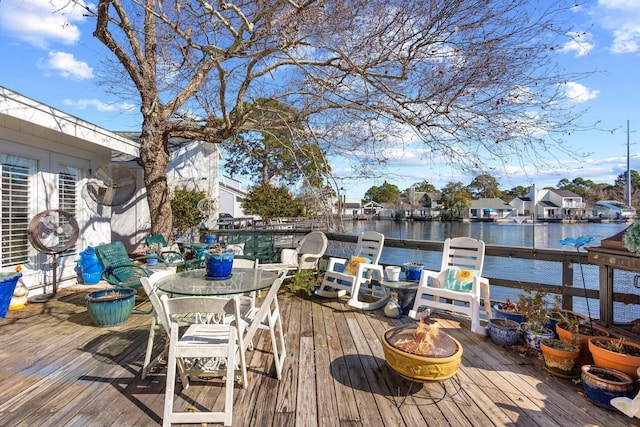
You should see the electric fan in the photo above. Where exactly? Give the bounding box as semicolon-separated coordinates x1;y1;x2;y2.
83;163;137;207
27;209;79;301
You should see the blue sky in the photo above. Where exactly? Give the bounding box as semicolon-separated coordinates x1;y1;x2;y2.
1;1;639;200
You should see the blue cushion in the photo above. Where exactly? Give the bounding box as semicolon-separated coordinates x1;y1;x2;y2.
443;268;480;292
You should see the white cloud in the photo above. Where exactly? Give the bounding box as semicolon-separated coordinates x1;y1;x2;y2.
563;82;599;103
594;0;640;54
561;32;594;56
63;98;136;113
39;51;94;80
0;0;90;49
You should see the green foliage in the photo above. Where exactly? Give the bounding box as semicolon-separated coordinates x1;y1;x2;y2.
502;185;530;200
614;169;640;189
541;338;579;352
288;269;322;296
170;187;206;231
411;180;437;193
440;181;472;218
467;174;503;199
623;221;640;253
364;182;401;203
224;98;331;187
518;288;550;333
242;182;302;222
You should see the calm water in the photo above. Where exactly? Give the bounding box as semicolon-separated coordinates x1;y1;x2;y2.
342;219;628;250
337;220;633;322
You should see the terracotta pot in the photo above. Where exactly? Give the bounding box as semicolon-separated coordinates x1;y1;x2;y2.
588;337;640;380
556;321;610;366
545;310;587;339
540;339;580;378
581;365;634;411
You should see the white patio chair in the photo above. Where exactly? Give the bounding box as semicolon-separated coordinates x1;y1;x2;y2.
160;293;247;427
315;231;389;310
233;258;260;311
241;269;287;379
611;389;640;418
140;269;176;379
408;237;491;335
260;231;328;278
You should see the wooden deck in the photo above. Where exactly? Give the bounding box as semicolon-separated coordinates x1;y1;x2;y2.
0;285;637;427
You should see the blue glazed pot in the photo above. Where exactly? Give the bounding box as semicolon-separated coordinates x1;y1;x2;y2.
146;254;159;266
205;249;235;279
522;324;555;350
0;272;22;318
403;263;423;282
493;304;526;324
581;365;634;410
205;235;217;245
488;318;520;346
86;288;135;327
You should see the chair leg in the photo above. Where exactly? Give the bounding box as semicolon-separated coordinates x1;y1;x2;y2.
142;316;157;379
162;329;178;427
470;300;488;336
268;300;286;380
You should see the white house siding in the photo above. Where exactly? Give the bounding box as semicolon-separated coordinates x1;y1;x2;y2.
219;176;247;218
1;86;138;294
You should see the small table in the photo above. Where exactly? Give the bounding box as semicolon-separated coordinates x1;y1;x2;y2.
381;279;420;315
156;267;278;296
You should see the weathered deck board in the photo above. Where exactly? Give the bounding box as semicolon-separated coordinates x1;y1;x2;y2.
0;285;638;427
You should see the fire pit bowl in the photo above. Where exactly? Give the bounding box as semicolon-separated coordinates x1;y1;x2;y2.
381;322;463;382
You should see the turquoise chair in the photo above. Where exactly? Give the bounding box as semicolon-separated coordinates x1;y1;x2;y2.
145;234;191;270
94;241;168;314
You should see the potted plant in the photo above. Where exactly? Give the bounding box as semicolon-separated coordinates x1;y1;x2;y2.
403;262;423;282
85;287;136;327
144;242;163;266
588;337;640;380
581;365;635;411
540;338;580;378
517;289;554;350
493;298;525;324
488;318;520;346
204;244;234;280
289;269;322;296
623;221;640;254
545;298;587;340
556;316;610;366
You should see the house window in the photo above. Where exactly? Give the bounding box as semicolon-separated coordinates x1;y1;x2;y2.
58;166;81;257
1;154;37;267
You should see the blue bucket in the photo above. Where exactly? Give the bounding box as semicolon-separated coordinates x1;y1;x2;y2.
0;272;23;318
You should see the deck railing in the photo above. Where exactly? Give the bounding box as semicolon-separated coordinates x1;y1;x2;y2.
214;229;639;330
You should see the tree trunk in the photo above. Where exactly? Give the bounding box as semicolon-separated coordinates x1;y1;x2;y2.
139;118;172;242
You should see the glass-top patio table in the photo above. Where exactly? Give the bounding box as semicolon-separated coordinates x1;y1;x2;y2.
156;267;278;296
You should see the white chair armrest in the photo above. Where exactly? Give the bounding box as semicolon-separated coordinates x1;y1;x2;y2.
359;263;384;280
418;269;443;287
326;256;347;271
280;248;299;264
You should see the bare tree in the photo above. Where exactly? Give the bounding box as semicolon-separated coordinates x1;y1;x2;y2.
76;0;588;238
